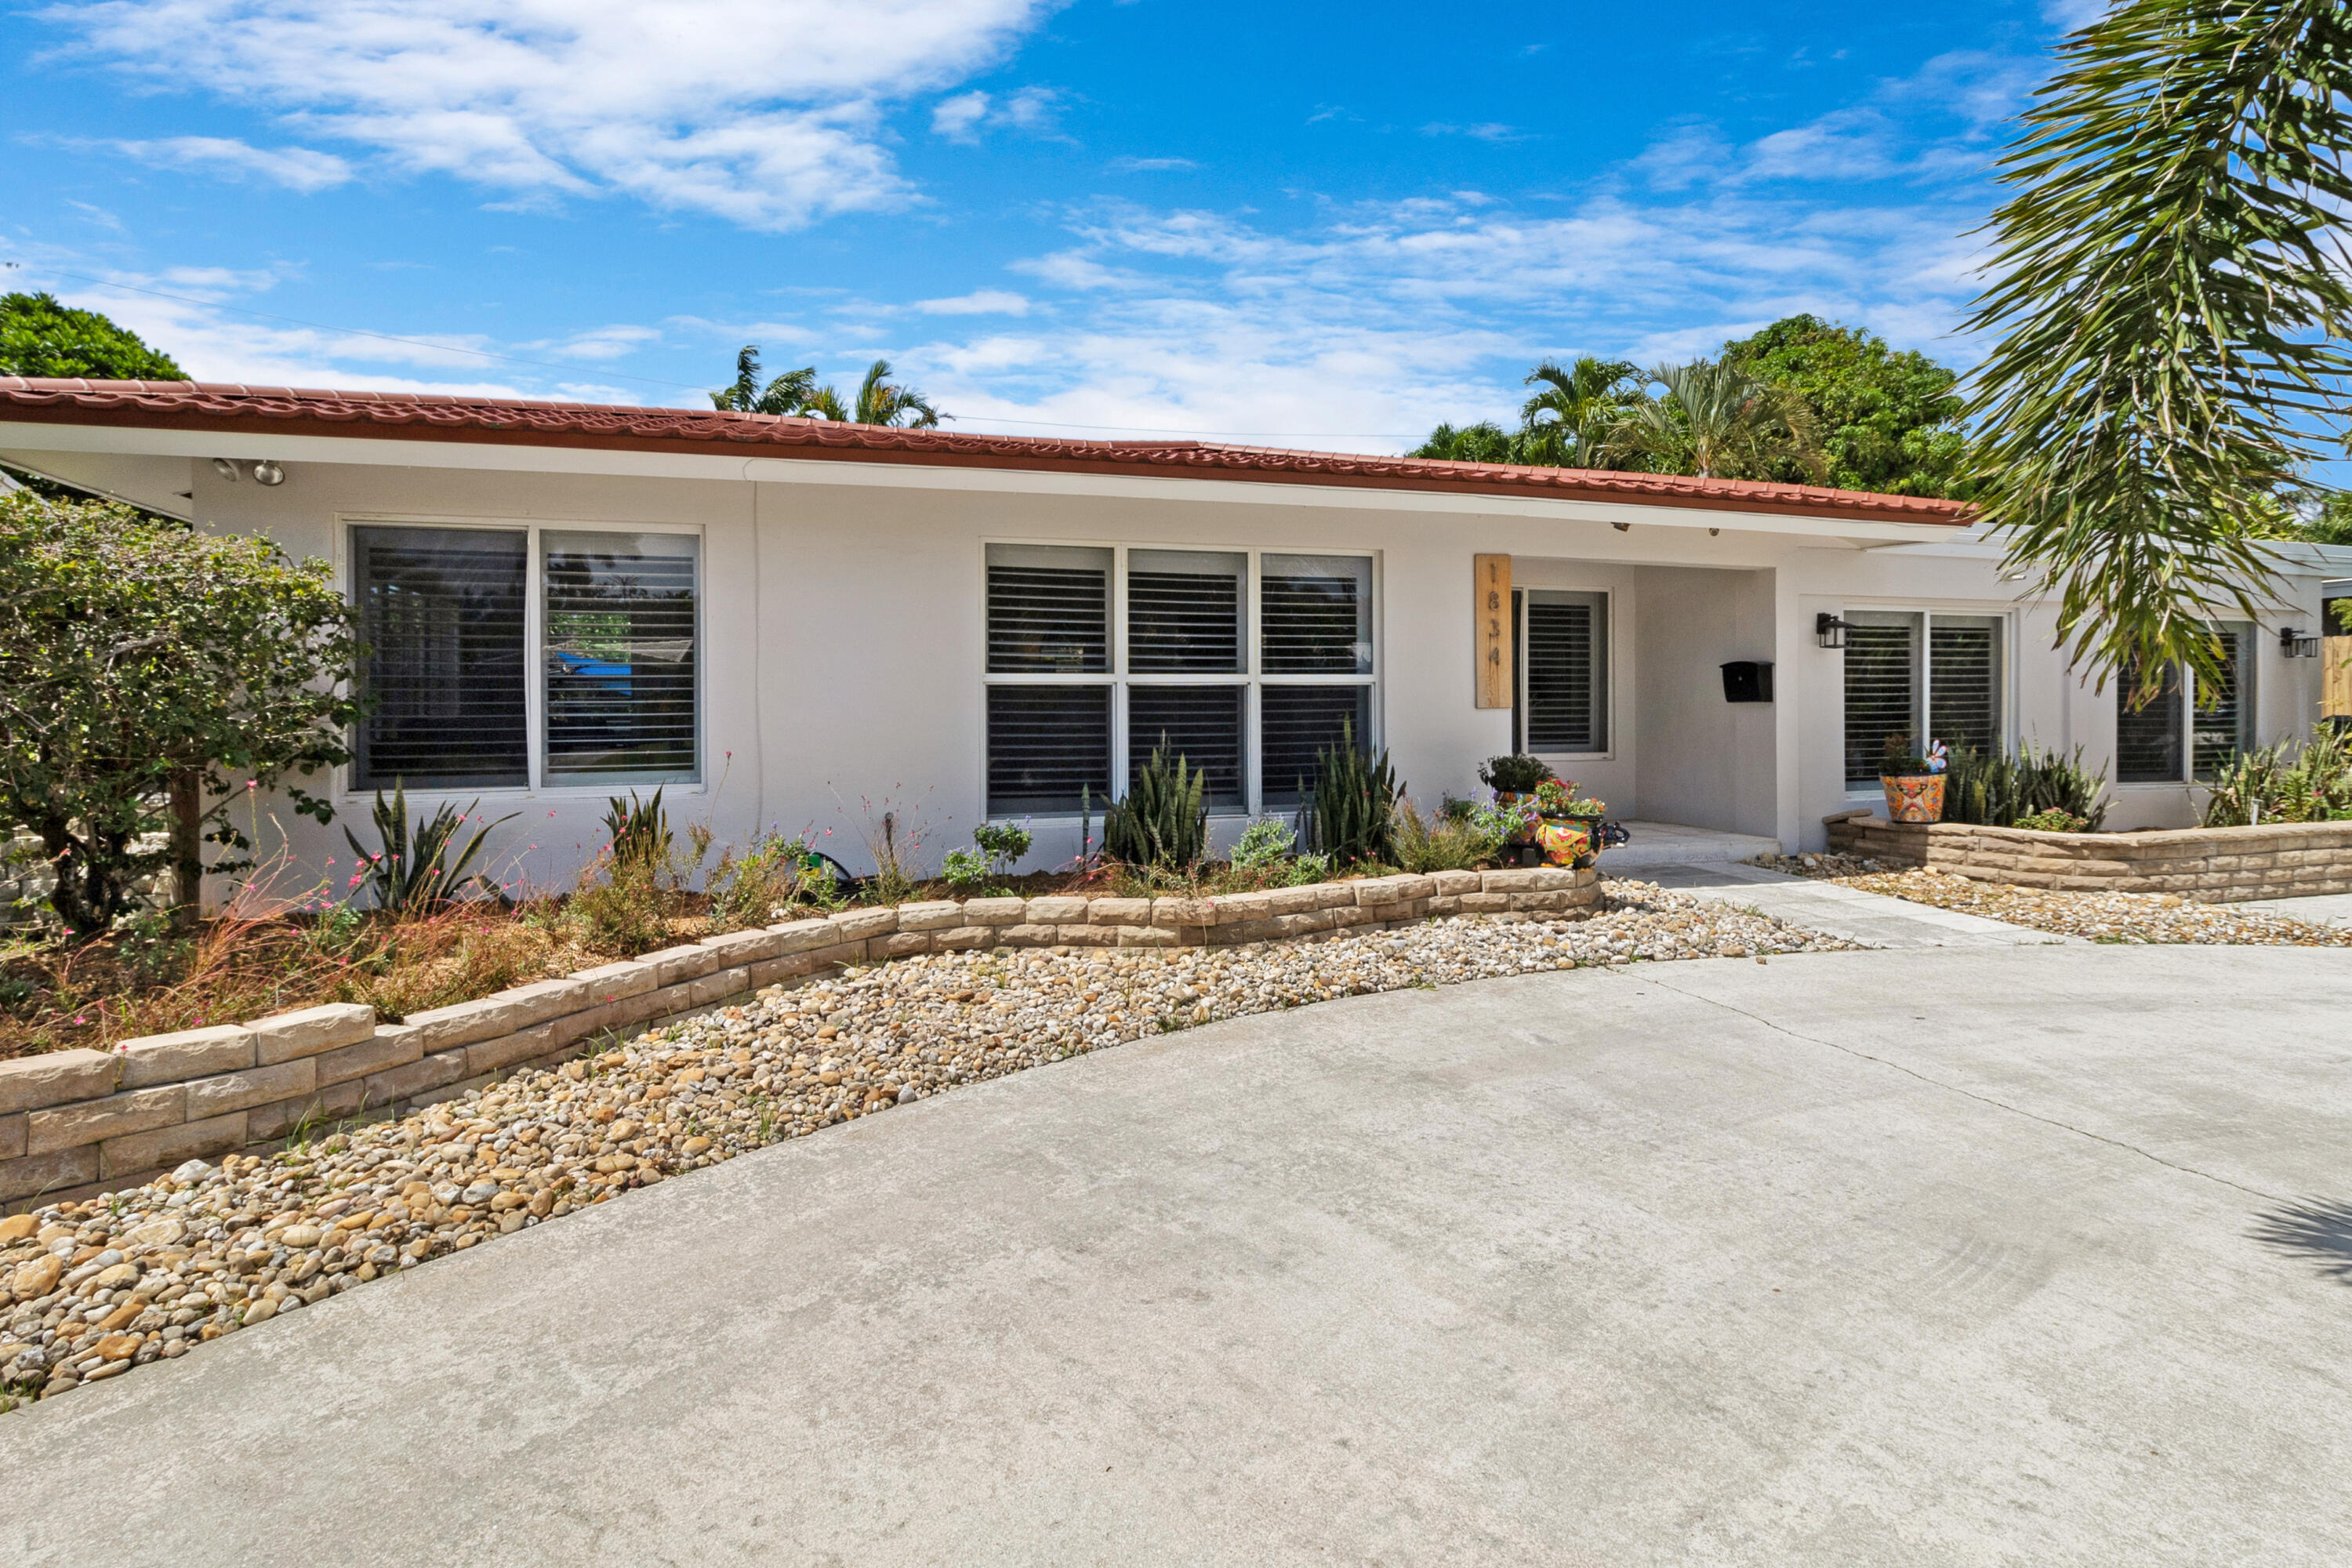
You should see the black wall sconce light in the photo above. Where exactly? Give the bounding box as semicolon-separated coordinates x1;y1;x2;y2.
1816;612;1851;649
2281;626;2321;659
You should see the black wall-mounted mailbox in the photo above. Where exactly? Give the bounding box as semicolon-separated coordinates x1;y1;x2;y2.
1720;661;1773;703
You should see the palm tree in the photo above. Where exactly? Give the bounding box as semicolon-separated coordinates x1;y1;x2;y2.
1964;0;2352;697
1518;357;1639;467
710;347;944;427
709;346;819;415
1608;358;1826;481
851;359;942;428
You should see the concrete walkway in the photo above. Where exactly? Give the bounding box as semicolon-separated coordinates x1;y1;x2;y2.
1635;857;2074;947
5;946;2348;1564
2233;891;2352;927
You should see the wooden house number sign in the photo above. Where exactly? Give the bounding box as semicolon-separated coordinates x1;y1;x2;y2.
1475;554;1511;708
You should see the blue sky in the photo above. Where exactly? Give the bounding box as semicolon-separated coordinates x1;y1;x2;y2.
2;0;2105;450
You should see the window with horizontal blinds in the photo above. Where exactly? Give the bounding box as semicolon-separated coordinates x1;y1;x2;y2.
1128;685;1246;807
1261;686;1371;805
352;526;528;790
1262;554;1373;673
1929;618;2002;759
986;544;1110;673
1523;593;1606;753
2192;628;2252;780
987;685;1112;814
1128;550;1243;673
1842;617;1918;785
2116;658;2184;782
543;532;699;783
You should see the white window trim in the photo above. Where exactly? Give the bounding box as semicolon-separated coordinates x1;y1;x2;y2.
978;538;1382;819
1513;586;1616;763
1835;605;2017;799
334;513;706;802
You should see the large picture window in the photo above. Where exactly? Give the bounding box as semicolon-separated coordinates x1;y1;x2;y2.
2115;626;2253;785
351;523;700;792
981;543;1376;816
1838;610;2006;787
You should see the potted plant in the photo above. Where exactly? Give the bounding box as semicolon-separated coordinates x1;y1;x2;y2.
1478;756;1554;864
1532;778;1609;866
1880;735;1949;823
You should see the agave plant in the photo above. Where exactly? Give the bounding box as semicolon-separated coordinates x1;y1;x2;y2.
344;784;514;913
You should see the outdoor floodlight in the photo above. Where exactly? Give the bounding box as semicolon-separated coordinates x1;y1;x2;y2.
251;460;286;487
210;457;240;481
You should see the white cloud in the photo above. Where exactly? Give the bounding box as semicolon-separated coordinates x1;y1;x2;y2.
43;0;1061;229
1421;122;1522;143
524;323;663;359
103;136;352;191
931;83;1064;142
913;290;1030;316
1109;156;1196;172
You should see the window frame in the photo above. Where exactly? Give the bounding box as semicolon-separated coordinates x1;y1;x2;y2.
337;514;706;800
1511;586;1613;760
2114;620;2258;788
978;539;1381;819
1831;606;2016;797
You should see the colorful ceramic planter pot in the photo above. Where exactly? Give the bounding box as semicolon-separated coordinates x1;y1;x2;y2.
1881;773;1946;824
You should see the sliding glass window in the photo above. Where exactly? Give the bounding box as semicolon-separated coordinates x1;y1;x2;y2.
350;523;701;792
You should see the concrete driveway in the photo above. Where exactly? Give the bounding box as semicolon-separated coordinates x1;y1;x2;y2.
6;946;2350;1566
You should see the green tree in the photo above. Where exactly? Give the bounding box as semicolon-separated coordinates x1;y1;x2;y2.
1720;315;1969;495
710;347;943;426
0;292;185;381
1963;0;2352;696
1519;357;1641;467
1607;359;1827;481
1409;420;1543;465
0;491;365;935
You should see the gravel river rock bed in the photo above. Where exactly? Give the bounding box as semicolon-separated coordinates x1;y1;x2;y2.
0;880;1855;1410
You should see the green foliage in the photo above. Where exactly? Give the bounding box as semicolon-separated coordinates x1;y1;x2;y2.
1394;797;1501;873
941;823;1029;891
1610;359;1826;481
1879;734;1934;778
1104;744;1208;870
564;852;670;956
2012;808;2091;833
1298;721;1400;866
708;829;829;927
343;786;513;913
0;492;365;935
1477;754;1555;793
1517;357;1642;467
0;292;184;381
2201;724;2352;826
710;346;942;427
1962;0;2352;699
1719;314;1970;497
601;789;672;869
1941;742;2111;831
1410;420;1543;465
1229;817;1298;869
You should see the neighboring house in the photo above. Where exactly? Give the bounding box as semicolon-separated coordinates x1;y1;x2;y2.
3;376;2344;894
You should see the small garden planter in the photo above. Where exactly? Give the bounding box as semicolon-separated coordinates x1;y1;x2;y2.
1881;773;1946;824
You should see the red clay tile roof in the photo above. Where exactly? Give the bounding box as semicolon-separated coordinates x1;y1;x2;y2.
0;377;1973;526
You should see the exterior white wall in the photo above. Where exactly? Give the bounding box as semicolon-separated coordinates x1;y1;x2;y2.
11;436;2350;890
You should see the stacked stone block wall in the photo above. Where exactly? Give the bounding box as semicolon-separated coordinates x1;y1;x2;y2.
1823;813;2352;902
0;866;1597;1212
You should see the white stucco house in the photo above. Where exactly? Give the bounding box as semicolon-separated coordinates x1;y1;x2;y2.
3;376;2345;895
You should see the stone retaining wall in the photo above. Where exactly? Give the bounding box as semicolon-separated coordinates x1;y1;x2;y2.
0;866;1597;1212
1823;813;2352;901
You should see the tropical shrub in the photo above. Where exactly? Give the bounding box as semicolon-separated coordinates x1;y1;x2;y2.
0;492;365;935
343;786;513;913
2201;724;2352;826
1229;817;1298;869
1943;742;2110;829
1104;744;1208;869
2012;808;2090;833
1300;722;1401;866
942;820;1034;891
708;829;835;925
